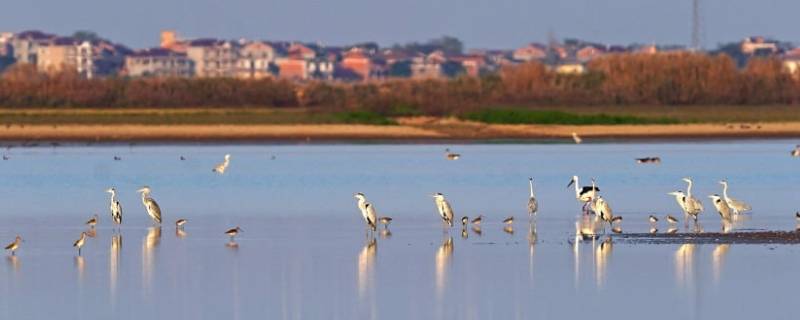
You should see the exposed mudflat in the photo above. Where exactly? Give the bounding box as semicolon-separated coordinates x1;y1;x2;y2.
614;230;800;244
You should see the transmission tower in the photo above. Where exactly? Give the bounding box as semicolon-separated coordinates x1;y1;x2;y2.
691;0;702;49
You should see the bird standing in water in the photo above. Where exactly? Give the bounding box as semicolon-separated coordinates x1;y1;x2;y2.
73;232;87;256
137;186;162;225
444;149;460;160
719;180;751;215
471;215;483;225
175;219;188;229
433;193;455;228
85;214;98;228
461;216;469;227
225;227;243;241
106;188;123;232
354;193;377;233
5;236;22;256
378;217;392;229
527;178;538;219
213;154;231;174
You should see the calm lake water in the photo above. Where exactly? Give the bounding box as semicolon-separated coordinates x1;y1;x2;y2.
1;140;799;320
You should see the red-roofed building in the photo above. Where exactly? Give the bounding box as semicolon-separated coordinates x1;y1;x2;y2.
340;48;372;80
513;43;547;62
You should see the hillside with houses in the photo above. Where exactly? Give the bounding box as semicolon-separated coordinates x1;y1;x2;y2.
2;30;800;81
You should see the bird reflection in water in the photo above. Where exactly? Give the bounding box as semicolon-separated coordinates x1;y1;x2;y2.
110;234;121;303
503;225;514;235
712;244;730;284
357;237;377;300
86;228;97;239
75;255;85;283
528;223;537;282
176;228;187;239
7;255;19;273
434;237;453;300
379;228;392;239
142;226;160;294
595;237;612;288
460;227;468;239
471;225;482;237
675;244;696;289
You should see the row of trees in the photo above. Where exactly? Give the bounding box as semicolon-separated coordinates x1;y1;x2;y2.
1;53;799;114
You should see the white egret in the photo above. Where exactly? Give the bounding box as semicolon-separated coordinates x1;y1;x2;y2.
137;186;162;225
527;178;538;218
213;154;231;174
719;180;751;215
571;132;583;144
432;193;455;228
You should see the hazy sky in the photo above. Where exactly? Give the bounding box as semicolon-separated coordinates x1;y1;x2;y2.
1;0;797;49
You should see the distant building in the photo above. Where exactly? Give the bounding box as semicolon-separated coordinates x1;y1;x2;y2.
340;48;372;80
0;32;13;57
555;62;585;75
741;36;778;55
124;48;194;77
411;50;447;79
275;54;333;80
237;41;276;79
450;54;486;77
10;30;57;65
513;43;547;62
36;37;126;78
186;39;239;78
287;43;316;60
576;45;605;62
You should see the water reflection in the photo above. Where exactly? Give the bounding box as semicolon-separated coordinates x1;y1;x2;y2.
595;237;612;288
142;227;160;295
503;225;514;235
712;244;730;284
379;229;392;239
471;226;482;237
75;255;85;283
357;237;377;320
110;234;121;304
434;237;453;300
528;223;537;282
7;255;19;273
175;228;187;239
86;228;97;238
675;244;696;289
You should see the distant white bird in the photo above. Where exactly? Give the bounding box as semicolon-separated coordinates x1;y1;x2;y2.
527;178;538;218
666;215;679;225
137;186;162;224
106;187;123;231
683;177;704;218
708;194;732;221
213;154;231;174
791;145;800;157
719;180;751;215
444;148;460;160
567;176;599;213
571;132;582;144
432;193;455;228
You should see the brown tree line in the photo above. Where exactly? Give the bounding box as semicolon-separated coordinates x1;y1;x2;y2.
1;53;799;114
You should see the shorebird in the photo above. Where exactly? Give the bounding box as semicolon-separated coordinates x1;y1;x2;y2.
444;148;460;160
649;215;659;226
567;176;599;214
378;217;392;229
796;212;800;220
73;232;87;256
527;178;538;218
363;203;378;232
708;194;733;221
503;216;514;225
649;227;658;234
213;154;231;174
636;157;661;164
137;186;162;225
4;236;22;255
719;180;751;215
461;216;468;227
106;188;123;231
611;216;623;224
175;218;187;229
571;132;582;144
85;214;98;228
471;215;482;225
225;227;243;241
791;145;800;157
432;193;454;228
666;215;679;225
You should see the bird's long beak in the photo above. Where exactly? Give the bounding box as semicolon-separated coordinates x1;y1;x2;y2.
566;179;574;188
667;192;677;196
137;188;145;193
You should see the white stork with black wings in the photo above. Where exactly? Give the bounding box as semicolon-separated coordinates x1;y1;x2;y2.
567;176;599;213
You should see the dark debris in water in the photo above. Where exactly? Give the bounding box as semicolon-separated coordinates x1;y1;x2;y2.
613;230;800;244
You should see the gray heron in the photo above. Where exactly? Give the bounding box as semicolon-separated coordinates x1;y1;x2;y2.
567;176;599;213
73;232;87;256
225;226;243;241
708;194;733;221
594;196;614;233
444;148;460;160
85;214;98;228
364;203;378;232
668;190;703;222
106;188;123;232
433;193;455;228
571;132;582;144
528;178;538;218
4;236;22;256
719;180;751;215
175;219;187;229
137;186;162;225
213;154;231;174
354;193;376;232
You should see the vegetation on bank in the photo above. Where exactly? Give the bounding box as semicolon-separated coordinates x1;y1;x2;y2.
461;109;678;125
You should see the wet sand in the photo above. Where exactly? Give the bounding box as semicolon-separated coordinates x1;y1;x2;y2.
616;230;800;244
1;119;800;141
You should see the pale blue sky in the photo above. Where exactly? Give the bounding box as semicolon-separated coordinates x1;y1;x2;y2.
0;0;796;49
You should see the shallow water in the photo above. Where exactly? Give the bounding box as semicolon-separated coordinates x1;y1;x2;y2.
1;140;799;320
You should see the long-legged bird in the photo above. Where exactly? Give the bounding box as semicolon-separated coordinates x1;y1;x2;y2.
137;186;162;225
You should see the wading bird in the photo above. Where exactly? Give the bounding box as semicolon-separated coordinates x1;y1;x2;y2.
444;148;460;160
666;215;679;225
433;193;455;228
636;157;661;164
363;203;378;232
175;219;187;229
571;132;582;144
649;215;659;226
719;180;751;215
528;178;538;218
213;154;231;174
378;217;392;229
354;193;376;232
4;236;22;255
594;196;614;233
471;215;482;225
503;216;514;225
85;214;98;228
791;145;800;157
708;194;733;221
567;176;599;214
73;232;87;256
225;227;243;241
137;186;162;225
461;216;468;227
106;188;123;232
668;190;703;222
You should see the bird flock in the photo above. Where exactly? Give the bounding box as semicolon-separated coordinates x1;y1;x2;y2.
2;145;794;257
